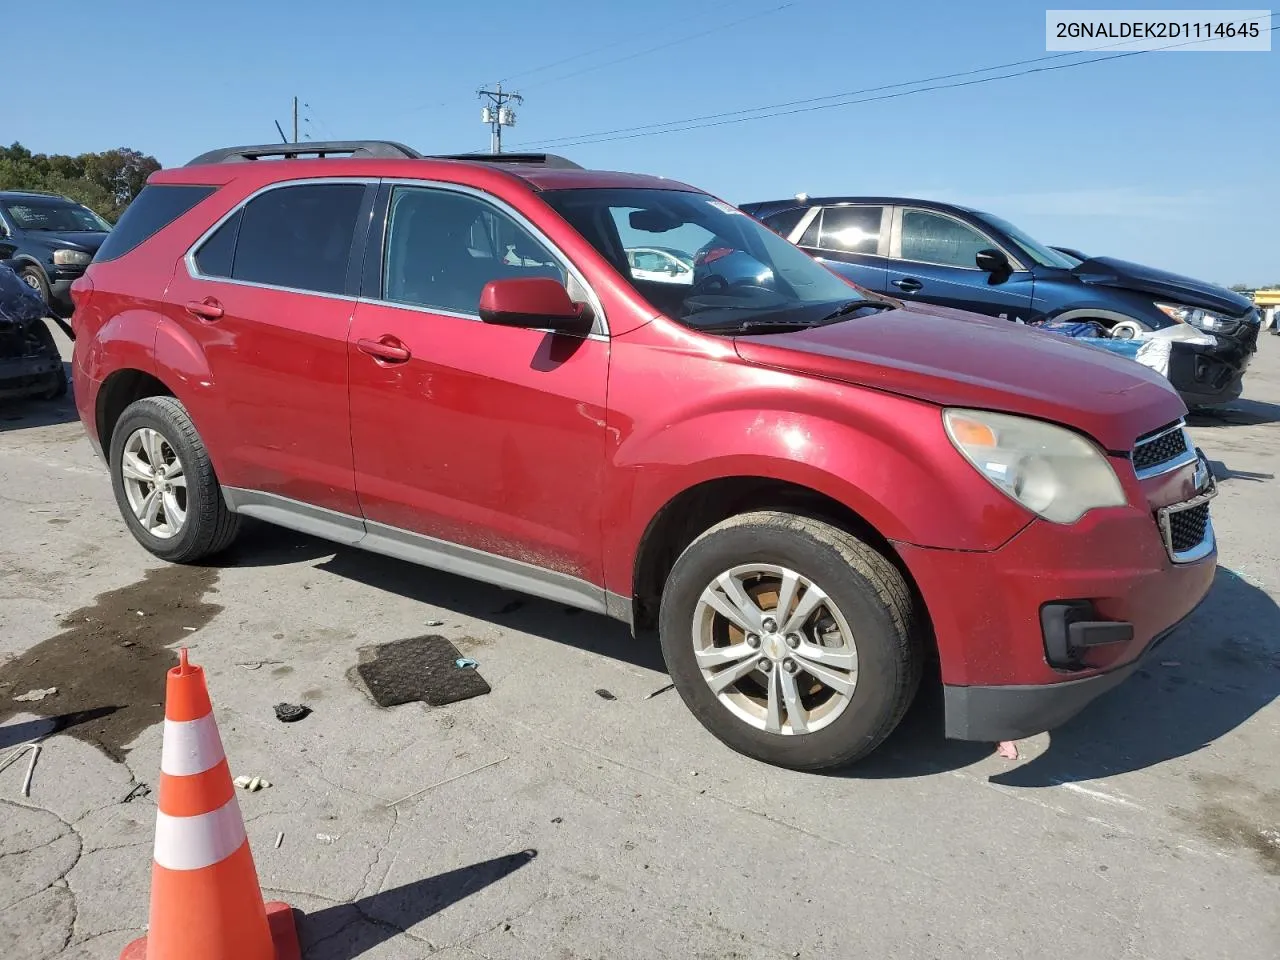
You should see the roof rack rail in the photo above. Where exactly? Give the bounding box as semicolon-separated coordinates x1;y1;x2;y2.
430;152;583;170
185;140;423;166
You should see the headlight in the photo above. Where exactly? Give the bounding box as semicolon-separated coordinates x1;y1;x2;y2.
53;249;92;266
1155;301;1237;334
943;408;1127;524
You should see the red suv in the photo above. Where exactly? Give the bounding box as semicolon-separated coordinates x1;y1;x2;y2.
71;141;1217;770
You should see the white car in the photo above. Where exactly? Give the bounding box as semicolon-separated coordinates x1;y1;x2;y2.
626;247;694;285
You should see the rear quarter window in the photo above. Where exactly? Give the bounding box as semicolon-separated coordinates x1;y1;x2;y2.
94;184;216;263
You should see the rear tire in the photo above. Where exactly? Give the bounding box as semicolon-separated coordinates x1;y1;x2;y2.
109;396;240;563
658;511;922;770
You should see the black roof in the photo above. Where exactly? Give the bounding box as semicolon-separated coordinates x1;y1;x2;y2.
740;195;984;215
0;189;76;202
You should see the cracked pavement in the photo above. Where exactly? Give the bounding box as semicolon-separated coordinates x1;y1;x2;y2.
2;330;1279;959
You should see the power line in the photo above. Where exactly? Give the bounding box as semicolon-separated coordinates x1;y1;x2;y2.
478;83;523;154
520;20;1277;150
521;1;799;92
499;0;740;85
389;0;792;120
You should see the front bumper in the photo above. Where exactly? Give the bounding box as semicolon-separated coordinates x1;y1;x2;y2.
1167;340;1250;407
0;354;62;400
894;482;1217;742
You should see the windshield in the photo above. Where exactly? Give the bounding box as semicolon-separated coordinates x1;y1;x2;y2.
1;200;111;233
975;211;1076;270
542;188;859;330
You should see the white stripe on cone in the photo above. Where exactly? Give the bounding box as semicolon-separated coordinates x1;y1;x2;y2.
153;795;247;871
160;715;226;777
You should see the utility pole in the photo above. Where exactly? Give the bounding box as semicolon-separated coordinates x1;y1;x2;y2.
292;96;299;144
478;83;522;154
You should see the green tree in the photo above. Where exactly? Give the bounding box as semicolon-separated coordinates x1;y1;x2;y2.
0;142;160;222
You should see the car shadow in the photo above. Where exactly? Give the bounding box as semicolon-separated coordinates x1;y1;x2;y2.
297;849;537;960
991;567;1280;788
216;522;664;674
0;362;76;432
1207;458;1274;483
1188;398;1280;427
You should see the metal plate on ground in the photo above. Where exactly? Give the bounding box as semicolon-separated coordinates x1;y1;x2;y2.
355;635;490;707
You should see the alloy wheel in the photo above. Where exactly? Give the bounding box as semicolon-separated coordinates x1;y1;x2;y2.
120;427;188;539
692;564;859;735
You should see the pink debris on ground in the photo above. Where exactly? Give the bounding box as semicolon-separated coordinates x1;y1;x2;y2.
995;740;1020;760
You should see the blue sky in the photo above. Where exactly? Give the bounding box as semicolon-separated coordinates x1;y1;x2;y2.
7;1;1276;284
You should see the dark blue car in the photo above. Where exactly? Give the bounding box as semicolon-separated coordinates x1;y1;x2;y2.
739;196;1260;408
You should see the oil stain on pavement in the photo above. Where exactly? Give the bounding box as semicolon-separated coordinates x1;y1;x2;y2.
0;564;222;760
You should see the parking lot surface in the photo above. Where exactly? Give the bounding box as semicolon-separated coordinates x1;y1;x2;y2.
3;330;1278;960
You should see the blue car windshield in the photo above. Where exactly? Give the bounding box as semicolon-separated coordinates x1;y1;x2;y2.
976;212;1077;270
543;188;859;329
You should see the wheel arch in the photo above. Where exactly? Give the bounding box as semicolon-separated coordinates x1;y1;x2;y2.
96;368;176;456
628;475;931;651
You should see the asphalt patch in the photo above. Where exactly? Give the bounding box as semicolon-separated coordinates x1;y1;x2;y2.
355;635;491;708
0;565;222;760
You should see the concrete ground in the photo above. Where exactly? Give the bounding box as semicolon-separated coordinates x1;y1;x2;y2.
2;328;1278;960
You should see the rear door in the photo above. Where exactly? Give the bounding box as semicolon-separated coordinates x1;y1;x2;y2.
800;205;892;293
886;207;1035;320
163;179;374;519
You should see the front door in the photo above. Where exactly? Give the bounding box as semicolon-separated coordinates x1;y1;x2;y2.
886;207;1035;322
347;183;610;592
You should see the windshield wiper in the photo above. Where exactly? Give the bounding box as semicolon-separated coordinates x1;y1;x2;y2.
814;298;898;324
700;318;829;335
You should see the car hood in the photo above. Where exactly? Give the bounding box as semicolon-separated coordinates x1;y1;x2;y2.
34;230;108;253
732;303;1186;452
1069;256;1254;316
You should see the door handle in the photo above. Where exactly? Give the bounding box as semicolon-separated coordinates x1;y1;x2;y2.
892;278;922;293
184;298;224;320
357;336;411;363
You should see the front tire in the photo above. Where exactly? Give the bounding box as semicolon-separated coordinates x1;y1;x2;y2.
659;511;922;770
19;266;50;308
109;396;240;563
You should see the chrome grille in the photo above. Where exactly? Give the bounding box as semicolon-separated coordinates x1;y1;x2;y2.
1132;422;1194;478
1156;465;1217;563
1169;503;1210;552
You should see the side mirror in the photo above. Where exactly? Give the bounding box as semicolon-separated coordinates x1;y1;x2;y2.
478;277;592;336
975;248;1010;275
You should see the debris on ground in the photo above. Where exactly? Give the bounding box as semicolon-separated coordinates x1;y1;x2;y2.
595;688;617;701
551;816;563;824
644;682;676;700
424;619;444;627
13;687;57;702
454;657;480;670
995;741;1020;760
0;742;41;796
237;659;285;671
356;635;491;708
386;756;509;808
121;783;151;803
275;832;284;849
315;833;340;844
233;775;272;792
273;702;311;723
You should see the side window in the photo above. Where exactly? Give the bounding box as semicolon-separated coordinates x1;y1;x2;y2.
817;205;883;255
94;185;215;263
797;214;820;248
193;209;242;278
230;183;365;295
900;209;992;269
760;207;805;240
382;186;565;315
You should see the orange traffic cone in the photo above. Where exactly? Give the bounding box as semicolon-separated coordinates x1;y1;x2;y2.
120;649;299;960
